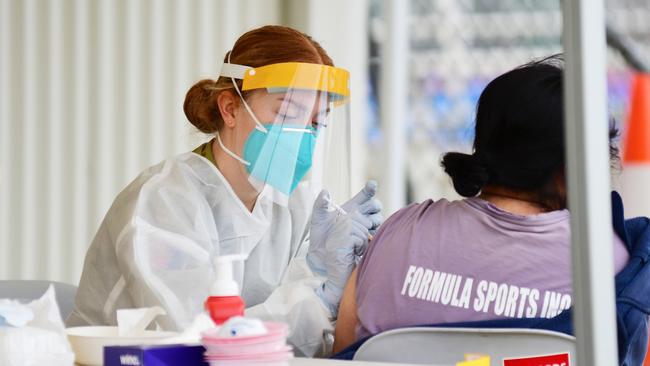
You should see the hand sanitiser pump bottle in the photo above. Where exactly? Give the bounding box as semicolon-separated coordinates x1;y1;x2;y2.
205;254;247;325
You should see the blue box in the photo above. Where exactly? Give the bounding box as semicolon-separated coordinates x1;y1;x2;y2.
104;344;208;366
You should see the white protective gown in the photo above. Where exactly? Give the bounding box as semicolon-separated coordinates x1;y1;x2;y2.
66;152;333;356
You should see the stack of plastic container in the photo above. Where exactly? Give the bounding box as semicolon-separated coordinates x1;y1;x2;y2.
201;321;293;365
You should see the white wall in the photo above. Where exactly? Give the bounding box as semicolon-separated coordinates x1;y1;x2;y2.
0;0;285;284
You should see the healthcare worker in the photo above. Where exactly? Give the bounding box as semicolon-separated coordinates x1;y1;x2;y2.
66;25;382;356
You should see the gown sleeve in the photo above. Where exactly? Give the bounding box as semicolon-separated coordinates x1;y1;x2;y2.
114;160;221;330
245;244;335;357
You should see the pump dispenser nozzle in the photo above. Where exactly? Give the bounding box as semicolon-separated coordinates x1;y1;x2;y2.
210;254;248;296
205;254;248;325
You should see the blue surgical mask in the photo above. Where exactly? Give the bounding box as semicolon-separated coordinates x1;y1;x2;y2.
244;124;317;195
216;124;317;195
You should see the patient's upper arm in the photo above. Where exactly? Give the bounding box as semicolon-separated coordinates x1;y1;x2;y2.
333;268;358;354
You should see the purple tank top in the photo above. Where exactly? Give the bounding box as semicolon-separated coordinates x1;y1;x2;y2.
355;198;630;339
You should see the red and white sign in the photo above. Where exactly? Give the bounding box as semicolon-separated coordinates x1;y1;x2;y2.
503;352;570;366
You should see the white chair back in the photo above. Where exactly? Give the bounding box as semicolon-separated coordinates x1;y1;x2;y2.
354;327;576;365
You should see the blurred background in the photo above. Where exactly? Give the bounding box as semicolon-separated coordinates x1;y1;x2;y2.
1;0;649;285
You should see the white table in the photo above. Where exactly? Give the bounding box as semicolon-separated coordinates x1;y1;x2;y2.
291;359;416;366
78;359;415;366
77;357;417;366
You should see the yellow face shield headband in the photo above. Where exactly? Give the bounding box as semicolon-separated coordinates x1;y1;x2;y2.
220;62;350;101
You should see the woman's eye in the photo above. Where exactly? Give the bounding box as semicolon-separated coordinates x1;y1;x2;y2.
278;113;297;121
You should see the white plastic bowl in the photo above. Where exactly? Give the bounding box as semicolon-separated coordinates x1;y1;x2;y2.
66;326;177;366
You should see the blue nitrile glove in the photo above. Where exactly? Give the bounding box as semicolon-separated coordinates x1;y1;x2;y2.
315;211;372;317
307;181;383;276
341;181;383;235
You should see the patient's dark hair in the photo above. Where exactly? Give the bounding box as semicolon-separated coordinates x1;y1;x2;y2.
441;55;619;210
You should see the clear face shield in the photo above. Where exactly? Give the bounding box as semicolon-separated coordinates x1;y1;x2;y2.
217;61;351;206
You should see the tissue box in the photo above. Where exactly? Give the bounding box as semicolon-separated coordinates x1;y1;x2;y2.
104;344;208;366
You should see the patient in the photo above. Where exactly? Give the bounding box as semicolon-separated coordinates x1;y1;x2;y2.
333;56;629;353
